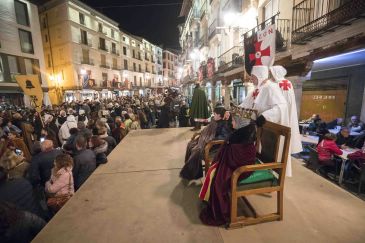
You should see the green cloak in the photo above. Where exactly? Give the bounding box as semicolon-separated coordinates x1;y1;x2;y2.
190;87;209;121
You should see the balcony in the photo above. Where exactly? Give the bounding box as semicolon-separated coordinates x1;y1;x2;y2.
100;64;110;69
79;37;92;47
81;58;94;66
111;49;120;56
112;65;121;70
217;46;244;72
199;1;207;19
98;44;109;52
208;19;220;40
292;0;365;44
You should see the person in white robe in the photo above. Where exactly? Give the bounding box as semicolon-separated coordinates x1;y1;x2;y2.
240;66;294;177
270;66;303;156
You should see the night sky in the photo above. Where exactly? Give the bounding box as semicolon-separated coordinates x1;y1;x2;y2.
81;0;184;49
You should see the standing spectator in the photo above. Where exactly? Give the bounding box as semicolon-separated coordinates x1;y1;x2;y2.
7;131;32;162
33;112;43;140
178;101;189;127
189;83;209;131
58;115;77;144
56;110;67;127
77;121;92;141
88;136;108;166
72;135;96;190
98;127;116;155
27;140;62;187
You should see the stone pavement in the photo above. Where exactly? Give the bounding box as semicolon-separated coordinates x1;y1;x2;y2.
33;128;365;243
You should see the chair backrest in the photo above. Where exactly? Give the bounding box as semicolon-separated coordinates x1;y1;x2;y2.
308;145;320;167
256;121;291;178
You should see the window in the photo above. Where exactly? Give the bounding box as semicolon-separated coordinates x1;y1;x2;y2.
122;36;126;42
264;0;279;20
138;52;141;60
134;76;137;85
139;77;142;86
19;29;34;54
124;60;128;69
100;54;106;65
98;22;103;32
80;29;87;44
163;52;166;58
82;49;89;63
8;56;20;81
15;0;29;26
123;46;127;55
0;56;4;82
139;64;141;72
99;38;106;50
102;72;108;81
112;58;117;69
163;62;166;68
79;12;85;25
42;17;47;28
133;63;136;71
111;29;114;38
24;58;33;74
132;50;135;58
112;43;116;54
47;54;51;67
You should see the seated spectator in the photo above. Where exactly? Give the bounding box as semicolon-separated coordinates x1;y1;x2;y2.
0;167;47;220
98;127;116;155
0;201;46;243
347;115;364;134
326;118;343;129
89;135;108;166
345;142;365;182
199;116;257;226
336;127;354;149
317;133;343;177
28;139;62;187
73;135;96;190
45;154;74;212
307;114;321;132
58;114;77;145
180;107;232;181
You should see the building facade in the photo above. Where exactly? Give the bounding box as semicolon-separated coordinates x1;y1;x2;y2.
0;0;49;106
163;49;178;88
39;0;122;103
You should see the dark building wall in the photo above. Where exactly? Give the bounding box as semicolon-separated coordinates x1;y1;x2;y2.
310;64;365;121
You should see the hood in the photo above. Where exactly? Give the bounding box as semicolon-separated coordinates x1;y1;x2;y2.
66;115;76;122
270;65;287;82
251;65;269;86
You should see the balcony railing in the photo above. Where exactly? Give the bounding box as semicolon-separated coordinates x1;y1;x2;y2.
100;64;110;69
208;19;220;40
199;0;207;19
98;44;109;52
81;58;94;65
79;37;92;47
217;46;244;71
292;0;365;44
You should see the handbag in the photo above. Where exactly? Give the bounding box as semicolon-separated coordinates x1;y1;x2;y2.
47;171;73;212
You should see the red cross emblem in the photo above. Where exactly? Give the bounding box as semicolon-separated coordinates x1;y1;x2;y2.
279;80;291;91
249;41;271;65
252;89;259;99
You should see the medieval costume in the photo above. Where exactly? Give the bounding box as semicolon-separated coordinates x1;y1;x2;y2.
190;83;209;131
199;118;257;226
240;66;292;176
180;120;231;180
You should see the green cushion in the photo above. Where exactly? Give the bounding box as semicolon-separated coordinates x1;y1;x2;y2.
238;159;276;186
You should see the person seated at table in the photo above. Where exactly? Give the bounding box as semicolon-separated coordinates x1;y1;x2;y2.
316;121;329;144
347;116;364;134
326;118;344;129
336;127;354;149
307;114;322;132
180;107;232;181
199;115;257;226
317;133;343;178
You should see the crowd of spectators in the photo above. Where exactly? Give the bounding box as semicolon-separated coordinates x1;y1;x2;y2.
0;91;190;242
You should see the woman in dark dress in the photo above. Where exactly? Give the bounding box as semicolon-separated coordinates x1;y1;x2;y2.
199;115;257;226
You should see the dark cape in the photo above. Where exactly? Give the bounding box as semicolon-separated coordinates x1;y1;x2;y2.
189;86;209;121
200;124;257;226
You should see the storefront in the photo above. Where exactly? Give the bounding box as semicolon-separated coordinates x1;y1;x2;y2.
232;79;246;105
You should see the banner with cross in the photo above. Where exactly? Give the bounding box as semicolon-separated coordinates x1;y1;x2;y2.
245;24;276;75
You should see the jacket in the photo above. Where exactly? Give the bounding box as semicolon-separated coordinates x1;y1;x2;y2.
317;139;343;162
45;167;74;197
28;149;62;187
58;116;77;143
73;149;96;190
93;142;108;166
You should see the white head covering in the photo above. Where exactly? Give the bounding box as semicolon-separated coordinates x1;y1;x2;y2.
270;66;287;82
251;66;269;86
79;109;85;115
44;114;53;123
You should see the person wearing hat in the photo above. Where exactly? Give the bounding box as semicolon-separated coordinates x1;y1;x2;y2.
270;65;303;156
240;65;292;176
189;83;210;131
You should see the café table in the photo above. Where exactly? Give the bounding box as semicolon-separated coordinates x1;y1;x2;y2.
337;147;360;185
301;134;319;145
